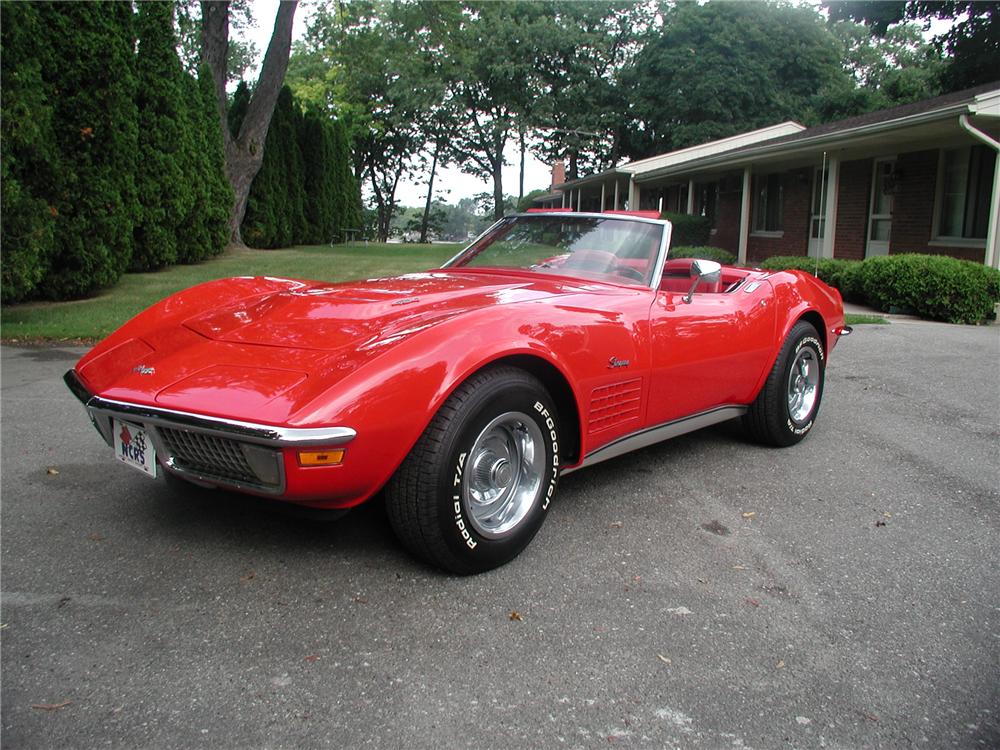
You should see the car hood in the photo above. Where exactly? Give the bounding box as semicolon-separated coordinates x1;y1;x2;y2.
181;271;569;351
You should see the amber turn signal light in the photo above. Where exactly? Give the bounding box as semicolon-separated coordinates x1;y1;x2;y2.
297;449;345;467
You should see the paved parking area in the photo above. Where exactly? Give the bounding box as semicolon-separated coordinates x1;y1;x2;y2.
2;319;998;749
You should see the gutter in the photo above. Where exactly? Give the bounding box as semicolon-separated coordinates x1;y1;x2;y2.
958;114;1000;269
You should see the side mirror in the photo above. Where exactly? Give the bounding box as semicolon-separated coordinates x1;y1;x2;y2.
684;259;722;304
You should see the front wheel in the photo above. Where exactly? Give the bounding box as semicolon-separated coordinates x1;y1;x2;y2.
743;320;825;447
386;367;560;574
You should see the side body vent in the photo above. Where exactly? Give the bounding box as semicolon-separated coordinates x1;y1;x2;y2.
588;378;642;434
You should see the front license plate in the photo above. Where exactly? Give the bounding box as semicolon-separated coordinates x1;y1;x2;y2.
113;419;157;479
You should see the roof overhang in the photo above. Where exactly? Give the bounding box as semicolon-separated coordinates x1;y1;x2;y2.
636;97;1000;183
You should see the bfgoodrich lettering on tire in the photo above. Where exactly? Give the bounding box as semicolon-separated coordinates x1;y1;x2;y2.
743;320;825;447
386;366;559;574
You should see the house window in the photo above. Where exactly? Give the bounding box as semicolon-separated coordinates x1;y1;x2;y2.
695;182;718;228
753;173;783;232
936;145;997;240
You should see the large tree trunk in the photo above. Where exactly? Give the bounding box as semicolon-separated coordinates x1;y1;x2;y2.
202;0;298;246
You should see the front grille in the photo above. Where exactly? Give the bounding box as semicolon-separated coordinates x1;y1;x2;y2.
158;427;262;486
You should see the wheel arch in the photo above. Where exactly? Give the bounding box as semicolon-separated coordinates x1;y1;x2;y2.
795;309;828;356
469;353;583;467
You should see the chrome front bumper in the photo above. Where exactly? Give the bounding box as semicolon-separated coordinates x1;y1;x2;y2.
64;370;356;495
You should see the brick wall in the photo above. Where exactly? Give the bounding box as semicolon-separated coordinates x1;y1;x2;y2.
710;176;742;253
747;168;812;262
891;149;986;262
834;158;871;260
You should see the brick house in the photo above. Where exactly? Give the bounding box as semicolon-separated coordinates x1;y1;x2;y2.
540;83;1000;268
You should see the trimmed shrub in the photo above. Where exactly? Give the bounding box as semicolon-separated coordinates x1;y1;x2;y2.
669;245;737;265
662;211;711;247
861;254;1000;324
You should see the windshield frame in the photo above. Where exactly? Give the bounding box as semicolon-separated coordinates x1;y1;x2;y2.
442;212;673;291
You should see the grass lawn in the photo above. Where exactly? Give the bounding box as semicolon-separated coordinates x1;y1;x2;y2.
1;243;462;342
844;313;889;325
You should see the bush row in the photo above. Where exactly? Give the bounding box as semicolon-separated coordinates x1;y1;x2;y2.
669;245;737;265
759;254;1000;325
661;212;712;247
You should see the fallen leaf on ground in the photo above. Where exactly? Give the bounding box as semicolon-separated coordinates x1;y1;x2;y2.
304;655;320;663
745;597;760;608
508;610;523;621
732;565;746;571
875;520;888;528
240;571;256;583
609;521;623;528
32;700;71;711
352;595;368;604
87;533;104;543
741;511;756;519
656;653;672;665
776;660;786;669
860;711;879;722
46;468;59;476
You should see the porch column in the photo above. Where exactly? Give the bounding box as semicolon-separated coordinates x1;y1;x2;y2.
600;182;606;213
821;155;840;259
576;188;582;212
686;179;695;214
987;152;1000;269
738;167;752;265
561;191;567;208
628;180;640;211
614;180;620;211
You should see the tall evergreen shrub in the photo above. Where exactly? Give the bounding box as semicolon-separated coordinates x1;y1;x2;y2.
0;2;57;302
38;1;139;299
133;0;192;271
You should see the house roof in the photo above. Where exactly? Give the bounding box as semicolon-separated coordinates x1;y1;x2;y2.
636;82;1000;182
555;121;806;190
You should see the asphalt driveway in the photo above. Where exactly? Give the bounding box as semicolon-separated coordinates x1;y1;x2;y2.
2;319;998;749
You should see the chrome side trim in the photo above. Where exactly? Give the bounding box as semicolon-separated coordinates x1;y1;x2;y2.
562;405;747;474
63;370;356;448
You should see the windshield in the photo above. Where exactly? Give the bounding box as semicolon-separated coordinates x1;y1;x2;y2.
446;215;665;287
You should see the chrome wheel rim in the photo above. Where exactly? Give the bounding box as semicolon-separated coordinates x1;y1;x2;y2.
787;347;819;423
463;411;545;539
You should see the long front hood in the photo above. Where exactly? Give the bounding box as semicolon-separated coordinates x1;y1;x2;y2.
75;272;577;424
182;272;565;350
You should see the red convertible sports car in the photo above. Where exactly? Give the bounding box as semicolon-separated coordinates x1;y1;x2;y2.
66;211;850;573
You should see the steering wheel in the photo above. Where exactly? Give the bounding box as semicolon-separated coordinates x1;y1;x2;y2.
613;265;645;282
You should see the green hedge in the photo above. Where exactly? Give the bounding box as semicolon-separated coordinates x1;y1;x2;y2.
669;245;737;265
861;254;1000;324
662;212;711;247
760;254;1000;324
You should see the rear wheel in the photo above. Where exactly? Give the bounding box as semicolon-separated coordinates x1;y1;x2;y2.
743;320;825;446
386;366;560;574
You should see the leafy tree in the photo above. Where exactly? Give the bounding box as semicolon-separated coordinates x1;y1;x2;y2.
299;111;336;243
330;118;363;238
623;1;852;158
0;1;57;302
133;1;192;271
38;1;139;299
824;1;1000;92
531;2;655;180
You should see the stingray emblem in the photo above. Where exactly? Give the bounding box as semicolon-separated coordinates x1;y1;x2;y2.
132;364;155;376
608;356;630;369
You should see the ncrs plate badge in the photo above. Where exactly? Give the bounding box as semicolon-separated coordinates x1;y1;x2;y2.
113;419;157;479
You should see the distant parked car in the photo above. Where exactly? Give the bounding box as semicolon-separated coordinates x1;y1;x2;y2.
66;211;850;573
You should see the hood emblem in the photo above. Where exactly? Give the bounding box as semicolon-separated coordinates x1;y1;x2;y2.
608;357;630;369
132;364;155;376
